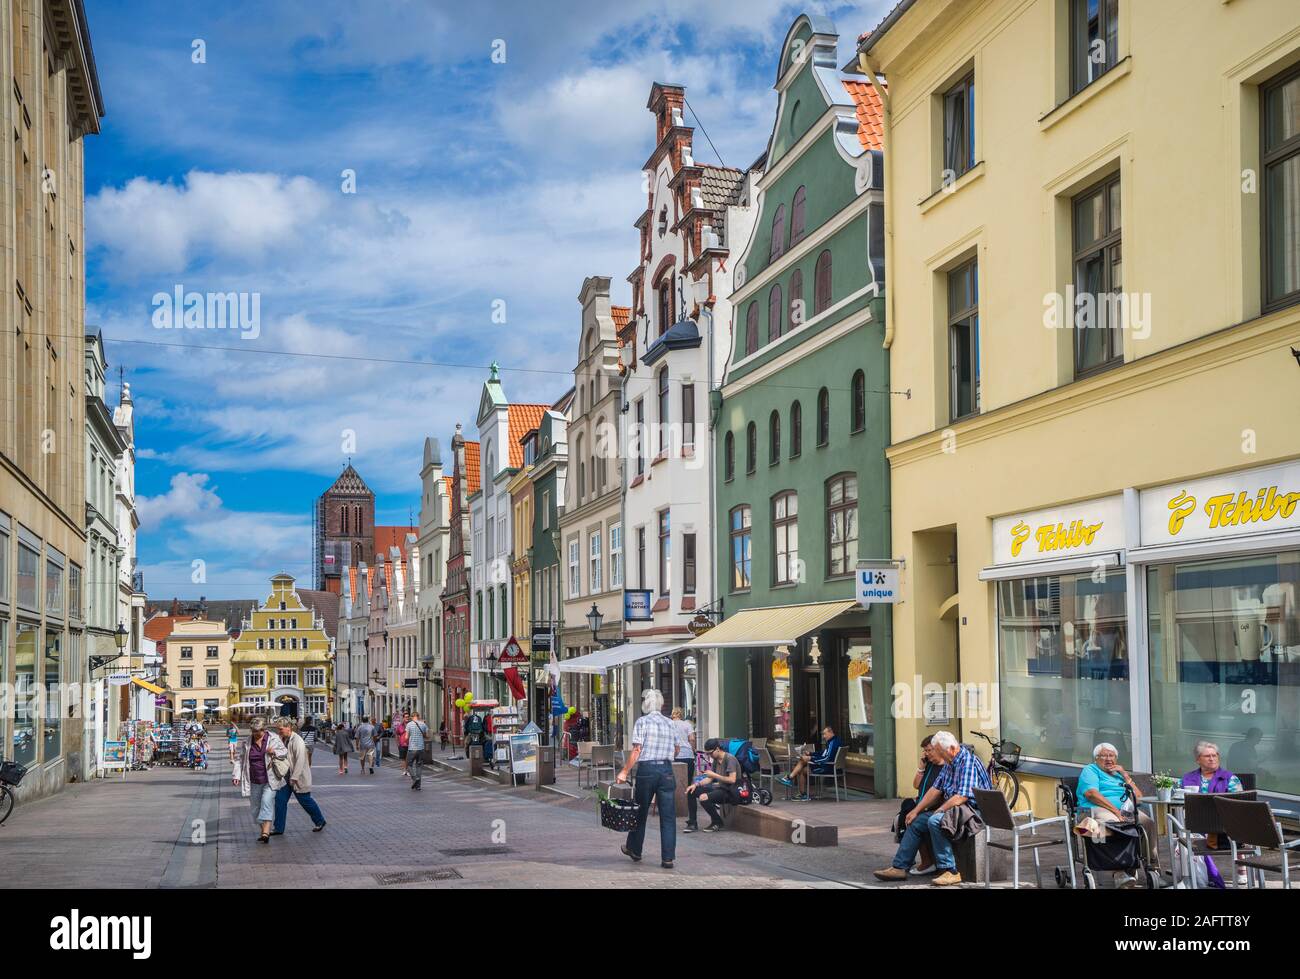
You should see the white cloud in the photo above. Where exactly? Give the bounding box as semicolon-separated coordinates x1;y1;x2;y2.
136;472;223;529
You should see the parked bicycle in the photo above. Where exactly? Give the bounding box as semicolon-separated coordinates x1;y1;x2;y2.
971;731;1022;809
0;758;28;826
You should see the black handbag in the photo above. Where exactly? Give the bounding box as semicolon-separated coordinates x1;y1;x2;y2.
893;797;918;841
597;788;640;833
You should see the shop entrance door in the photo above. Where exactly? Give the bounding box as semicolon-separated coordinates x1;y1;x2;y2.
801;667;823;746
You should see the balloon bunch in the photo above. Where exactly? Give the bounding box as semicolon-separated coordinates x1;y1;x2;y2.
565;706;577;718
454;695;474;712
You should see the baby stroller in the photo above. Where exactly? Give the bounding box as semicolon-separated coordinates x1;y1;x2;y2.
1055;777;1161;889
702;738;772;807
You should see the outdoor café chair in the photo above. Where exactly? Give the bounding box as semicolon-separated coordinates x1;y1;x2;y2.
583;744;616;790
1167;790;1256;888
754;745;779;800
807;746;848;801
1214;796;1300;889
975;787;1074;889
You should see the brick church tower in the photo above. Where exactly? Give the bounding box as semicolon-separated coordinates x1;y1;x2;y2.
314;464;376;593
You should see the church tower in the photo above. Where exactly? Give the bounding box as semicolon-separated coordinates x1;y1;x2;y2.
314;464;376;593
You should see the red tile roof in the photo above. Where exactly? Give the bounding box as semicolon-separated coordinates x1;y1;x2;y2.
464;440;481;495
842;79;885;151
374;525;415;561
443;475;453;496
144;614;184;642
507;404;548;468
612;305;632;330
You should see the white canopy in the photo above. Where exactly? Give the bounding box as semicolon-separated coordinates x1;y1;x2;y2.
557;640;687;675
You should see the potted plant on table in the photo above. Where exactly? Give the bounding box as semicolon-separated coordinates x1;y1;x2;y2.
1152;771;1178;802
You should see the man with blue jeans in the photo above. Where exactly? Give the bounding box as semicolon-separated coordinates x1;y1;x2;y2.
616;688;689;869
271;717;326;835
874;730;989;886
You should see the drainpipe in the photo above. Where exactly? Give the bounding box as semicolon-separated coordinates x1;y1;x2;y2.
859;52;894;350
702;297;718;740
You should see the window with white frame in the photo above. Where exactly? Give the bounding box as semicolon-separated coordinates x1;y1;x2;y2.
610;524;623;589
306;668;326;687
244;669;265;687
568;539;580;598
276;668;298;687
589;530;603;593
305;695;326;717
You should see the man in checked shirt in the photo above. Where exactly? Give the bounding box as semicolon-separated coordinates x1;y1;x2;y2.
616;688;690;869
874;729;990;886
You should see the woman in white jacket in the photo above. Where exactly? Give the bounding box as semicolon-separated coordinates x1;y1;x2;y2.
232;715;289;843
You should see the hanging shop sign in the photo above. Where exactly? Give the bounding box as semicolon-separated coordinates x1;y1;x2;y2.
624;589;653;621
855;560;900;605
499;636;528;663
1139;459;1300;547
530;627;552;658
991;495;1125;565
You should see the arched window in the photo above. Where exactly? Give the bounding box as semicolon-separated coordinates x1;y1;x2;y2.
817;387;830;446
745;422;757;475
745;303;758;355
724;431;735;481
814;249;833;314
788;269;804;329
769;204;786;263
656;367;669;454
767;283;783;343
790;401;802;458
790;186;807;245
657;281;672;336
769;410;781;465
851;370;866;433
826;472;859;577
576;436;585;498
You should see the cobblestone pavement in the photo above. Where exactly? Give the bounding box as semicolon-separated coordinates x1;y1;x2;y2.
1;747;856;888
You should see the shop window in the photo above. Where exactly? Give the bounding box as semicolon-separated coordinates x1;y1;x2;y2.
1263;64;1300;312
1072;173;1123;376
768;410;780;465
729;506;752;591
773;491;799;585
768;282;783;342
44;628;60;759
997;569;1129;766
771;652;791;743
948;257;980;419
14;623;36;765
1070;0;1119;96
17;540;38;610
825;473;858;578
790;401;802;457
846;640;874;767
1146;551;1300;797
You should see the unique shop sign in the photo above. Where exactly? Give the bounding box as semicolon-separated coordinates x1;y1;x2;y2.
855;561;900;605
1140;459;1300;547
991;496;1125;565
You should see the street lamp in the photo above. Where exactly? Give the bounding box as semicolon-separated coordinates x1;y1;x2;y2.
586;603;603;643
91;622;129;673
419;653;434;720
114;622;129;652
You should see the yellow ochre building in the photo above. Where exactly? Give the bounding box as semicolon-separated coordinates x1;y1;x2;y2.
231;574;334;720
853;0;1300;805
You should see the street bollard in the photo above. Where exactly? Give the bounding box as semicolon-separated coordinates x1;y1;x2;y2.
468;743;483;776
536;745;556;789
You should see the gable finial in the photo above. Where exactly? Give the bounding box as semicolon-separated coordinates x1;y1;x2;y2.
489;360;500;382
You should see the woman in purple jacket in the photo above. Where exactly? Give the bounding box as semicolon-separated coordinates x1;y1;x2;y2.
1181;740;1244;887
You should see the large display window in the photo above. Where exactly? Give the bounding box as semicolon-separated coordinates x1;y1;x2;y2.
1147;550;1300;796
998;569;1130;766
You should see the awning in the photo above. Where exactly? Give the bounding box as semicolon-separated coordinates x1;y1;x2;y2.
678;600;860;649
558;640;687;674
131;677;165;695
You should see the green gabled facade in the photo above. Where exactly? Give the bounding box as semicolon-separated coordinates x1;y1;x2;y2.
712;13;895;795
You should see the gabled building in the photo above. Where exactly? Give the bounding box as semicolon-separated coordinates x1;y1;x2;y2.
558;278;628;743
703;14;893;794
617;82;759;736
469;366;547;704
416;437;452;730
440;425;479;740
230;574;333;720
532;398;571;715
163;618;234;720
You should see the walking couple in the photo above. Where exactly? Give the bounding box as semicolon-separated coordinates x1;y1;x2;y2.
232;715;327;843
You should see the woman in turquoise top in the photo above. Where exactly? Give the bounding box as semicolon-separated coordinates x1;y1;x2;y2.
1076;742;1161;872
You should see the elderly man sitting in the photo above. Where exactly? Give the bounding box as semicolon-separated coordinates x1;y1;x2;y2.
1076;742;1161;878
874;730;991;886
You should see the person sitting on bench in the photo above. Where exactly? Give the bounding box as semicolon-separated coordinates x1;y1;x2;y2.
687;739;740;833
780;725;843;801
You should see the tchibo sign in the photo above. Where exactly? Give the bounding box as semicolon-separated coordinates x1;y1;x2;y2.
855;562;900;605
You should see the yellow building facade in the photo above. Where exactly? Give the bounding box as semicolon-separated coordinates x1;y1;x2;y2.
231;575;333;720
857;0;1300;805
163;618;233;719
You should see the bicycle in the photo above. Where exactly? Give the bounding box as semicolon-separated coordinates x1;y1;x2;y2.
972;731;1022;810
0;758;29;826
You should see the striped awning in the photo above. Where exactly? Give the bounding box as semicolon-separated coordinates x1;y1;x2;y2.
678;600;860;649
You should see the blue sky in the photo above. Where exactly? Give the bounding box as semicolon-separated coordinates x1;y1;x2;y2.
85;0;890;599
